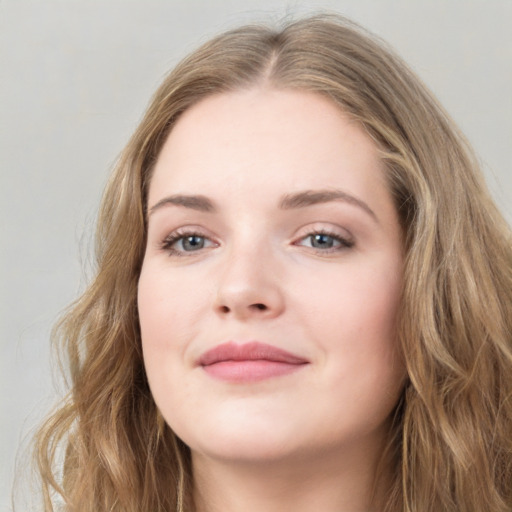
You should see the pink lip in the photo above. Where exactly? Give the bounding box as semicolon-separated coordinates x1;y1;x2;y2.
198;341;309;382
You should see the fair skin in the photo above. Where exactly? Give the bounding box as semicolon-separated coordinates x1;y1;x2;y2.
138;88;405;512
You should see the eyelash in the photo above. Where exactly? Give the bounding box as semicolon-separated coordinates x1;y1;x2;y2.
160;228;354;257
160;229;215;257
295;229;354;254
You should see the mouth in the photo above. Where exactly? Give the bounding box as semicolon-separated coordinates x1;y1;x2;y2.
198;341;309;383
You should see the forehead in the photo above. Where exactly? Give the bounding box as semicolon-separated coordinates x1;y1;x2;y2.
148;88;387;208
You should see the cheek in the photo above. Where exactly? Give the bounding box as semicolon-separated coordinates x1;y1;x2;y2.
296;256;404;398
137;261;219;413
298;257;402;345
138;271;170;351
138;266;191;386
138;263;203;348
137;267;197;422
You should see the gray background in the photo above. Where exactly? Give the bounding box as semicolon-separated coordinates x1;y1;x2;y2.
1;0;511;509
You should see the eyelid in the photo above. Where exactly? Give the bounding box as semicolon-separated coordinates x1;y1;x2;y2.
159;226;219;256
293;222;354;242
291;224;355;254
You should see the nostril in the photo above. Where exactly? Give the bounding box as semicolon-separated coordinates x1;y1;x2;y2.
216;303;270;315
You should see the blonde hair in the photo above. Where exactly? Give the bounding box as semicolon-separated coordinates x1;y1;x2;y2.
34;14;512;512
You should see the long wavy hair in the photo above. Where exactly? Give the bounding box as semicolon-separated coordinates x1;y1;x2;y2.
33;14;512;512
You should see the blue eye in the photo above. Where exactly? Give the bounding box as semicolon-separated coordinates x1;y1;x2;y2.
297;231;354;252
161;232;215;256
309;233;337;249
179;235;206;251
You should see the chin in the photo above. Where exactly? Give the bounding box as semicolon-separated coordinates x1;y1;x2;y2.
178;417;306;465
194;441;294;465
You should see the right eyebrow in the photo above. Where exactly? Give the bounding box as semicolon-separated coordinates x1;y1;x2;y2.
148;194;217;216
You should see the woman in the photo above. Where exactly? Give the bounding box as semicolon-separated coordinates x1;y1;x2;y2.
35;14;512;512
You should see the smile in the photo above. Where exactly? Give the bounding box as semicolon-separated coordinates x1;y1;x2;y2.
198;341;309;383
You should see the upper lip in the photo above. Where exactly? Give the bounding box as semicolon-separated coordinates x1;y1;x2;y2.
198;341;309;366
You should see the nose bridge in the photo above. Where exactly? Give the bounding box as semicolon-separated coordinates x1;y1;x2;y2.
214;227;284;319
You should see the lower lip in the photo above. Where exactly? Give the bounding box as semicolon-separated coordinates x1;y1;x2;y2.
202;360;307;382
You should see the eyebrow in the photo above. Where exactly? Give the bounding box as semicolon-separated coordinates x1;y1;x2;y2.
279;189;377;221
148;194;216;215
148;189;377;221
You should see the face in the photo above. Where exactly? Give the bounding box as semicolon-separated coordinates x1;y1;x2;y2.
138;88;405;466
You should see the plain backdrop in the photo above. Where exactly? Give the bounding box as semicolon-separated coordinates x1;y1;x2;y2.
1;0;511;509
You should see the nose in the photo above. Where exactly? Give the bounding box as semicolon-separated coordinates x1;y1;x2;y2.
213;244;285;321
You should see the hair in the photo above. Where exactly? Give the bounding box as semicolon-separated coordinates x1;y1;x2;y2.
33;14;512;512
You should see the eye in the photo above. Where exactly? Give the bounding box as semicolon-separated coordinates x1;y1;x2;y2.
295;230;354;253
161;231;217;256
307;233;338;249
177;235;208;251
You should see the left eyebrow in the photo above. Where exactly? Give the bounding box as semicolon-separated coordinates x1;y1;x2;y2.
279;189;378;222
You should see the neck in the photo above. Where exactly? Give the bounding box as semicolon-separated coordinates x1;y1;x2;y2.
192;439;393;512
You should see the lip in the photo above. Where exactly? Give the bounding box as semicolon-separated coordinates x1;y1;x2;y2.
198;341;309;382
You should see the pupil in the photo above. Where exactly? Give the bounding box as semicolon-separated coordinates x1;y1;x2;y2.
312;234;333;248
183;236;204;251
